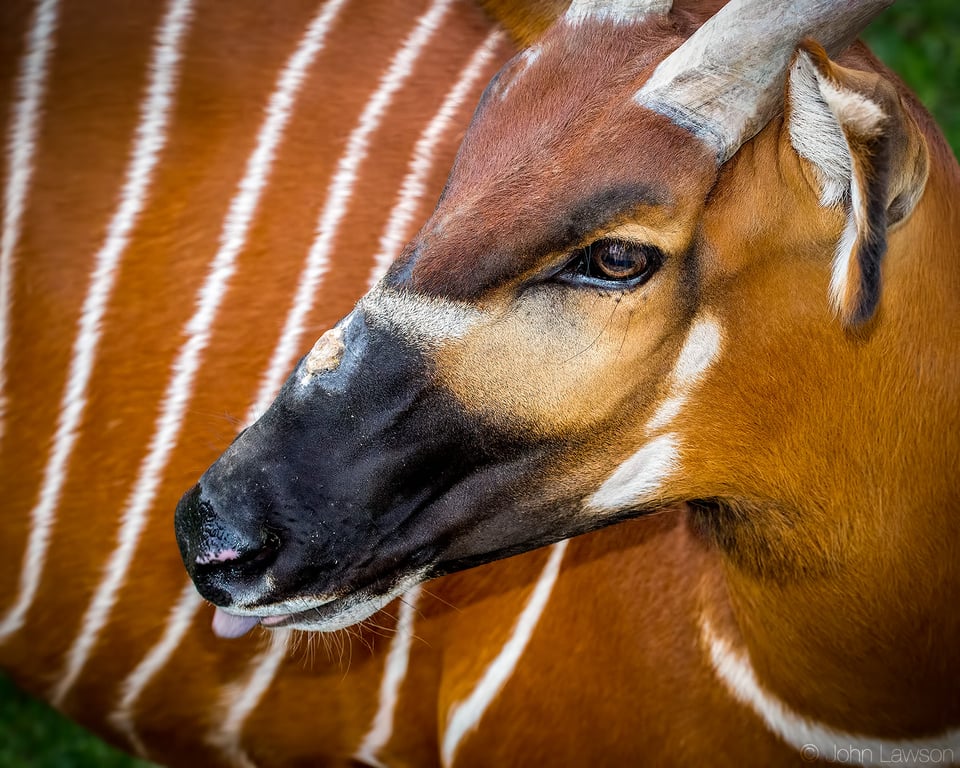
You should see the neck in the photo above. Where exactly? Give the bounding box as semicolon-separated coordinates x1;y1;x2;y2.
693;496;960;742
698;610;960;767
693;146;960;745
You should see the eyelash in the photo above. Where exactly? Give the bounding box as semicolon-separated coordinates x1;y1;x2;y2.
556;239;664;287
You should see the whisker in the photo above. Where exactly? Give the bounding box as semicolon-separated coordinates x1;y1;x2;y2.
420;585;459;613
561;294;623;364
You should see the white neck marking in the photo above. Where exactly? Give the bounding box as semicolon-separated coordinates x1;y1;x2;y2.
701;615;960;766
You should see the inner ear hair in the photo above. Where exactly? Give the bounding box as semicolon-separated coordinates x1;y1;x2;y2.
786;41;929;327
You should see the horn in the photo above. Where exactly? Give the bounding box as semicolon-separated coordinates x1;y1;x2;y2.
635;0;894;163
565;0;673;24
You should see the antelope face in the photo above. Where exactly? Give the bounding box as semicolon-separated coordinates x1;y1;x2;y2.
176;0;925;634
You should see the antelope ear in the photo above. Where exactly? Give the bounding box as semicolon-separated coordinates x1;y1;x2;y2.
786;42;929;327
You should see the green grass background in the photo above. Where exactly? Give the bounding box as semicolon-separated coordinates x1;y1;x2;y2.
2;4;958;766
865;0;960;153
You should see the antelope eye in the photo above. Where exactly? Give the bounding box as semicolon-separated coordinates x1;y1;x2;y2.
591;239;650;279
559;239;663;286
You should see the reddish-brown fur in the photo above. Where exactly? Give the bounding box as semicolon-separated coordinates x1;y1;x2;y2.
2;1;958;767
403;8;959;744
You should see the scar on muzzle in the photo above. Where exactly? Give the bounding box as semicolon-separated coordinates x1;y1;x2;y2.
305;327;345;375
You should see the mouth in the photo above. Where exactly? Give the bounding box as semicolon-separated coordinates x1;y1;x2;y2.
209;568;429;638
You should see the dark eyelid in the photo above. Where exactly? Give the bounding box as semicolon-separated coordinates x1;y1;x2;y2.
534;185;669;257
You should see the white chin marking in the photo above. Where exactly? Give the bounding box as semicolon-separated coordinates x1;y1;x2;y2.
275;570;429;633
701;615;960;766
284;593;395;632
589;432;679;511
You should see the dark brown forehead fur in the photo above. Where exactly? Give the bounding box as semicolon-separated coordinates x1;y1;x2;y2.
400;13;718;301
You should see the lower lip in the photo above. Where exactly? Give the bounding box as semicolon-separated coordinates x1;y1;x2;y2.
259;614;292;627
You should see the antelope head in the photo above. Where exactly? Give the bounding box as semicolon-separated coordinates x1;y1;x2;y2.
175;0;949;641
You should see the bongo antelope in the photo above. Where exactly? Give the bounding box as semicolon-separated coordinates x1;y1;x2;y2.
3;0;959;765
177;0;960;763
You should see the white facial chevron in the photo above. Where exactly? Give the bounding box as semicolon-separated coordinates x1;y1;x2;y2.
590;315;723;511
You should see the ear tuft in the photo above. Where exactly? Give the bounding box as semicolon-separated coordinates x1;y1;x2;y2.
786;42;928;327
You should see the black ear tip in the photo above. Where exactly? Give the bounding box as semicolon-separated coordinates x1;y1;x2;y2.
860;223;887;315
846;292;880;328
842;233;885;328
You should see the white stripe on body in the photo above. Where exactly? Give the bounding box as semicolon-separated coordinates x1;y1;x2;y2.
100;1;352;745
353;586;423;767
208;6;458;756
208;631;292;768
49;0;344;706
366;28;505;289
108;582;203;759
0;0;59;447
441;540;567;768
247;0;455;422
701;615;960;766
0;0;190;644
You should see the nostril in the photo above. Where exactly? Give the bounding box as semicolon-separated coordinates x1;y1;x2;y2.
176;482;283;607
194;528;280;575
195;548;241;565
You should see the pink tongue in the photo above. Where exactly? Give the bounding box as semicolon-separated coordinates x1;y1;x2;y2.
212;608;260;639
